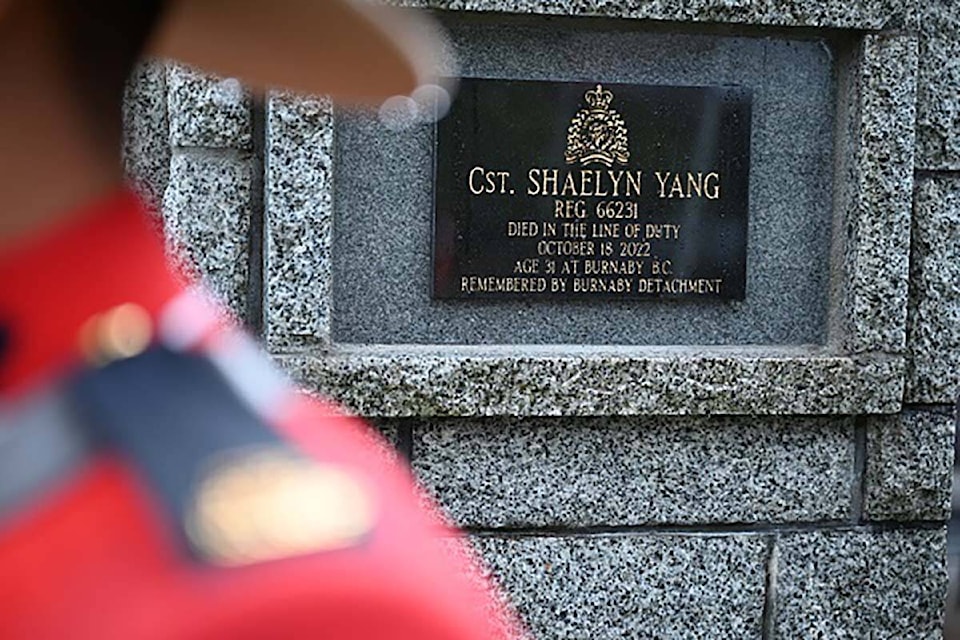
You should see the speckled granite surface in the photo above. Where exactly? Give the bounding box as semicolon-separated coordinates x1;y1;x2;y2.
281;346;903;416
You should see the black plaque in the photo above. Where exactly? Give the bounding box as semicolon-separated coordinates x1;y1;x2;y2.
432;78;752;300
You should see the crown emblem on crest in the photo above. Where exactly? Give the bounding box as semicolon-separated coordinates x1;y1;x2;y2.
565;84;630;167
584;84;614;110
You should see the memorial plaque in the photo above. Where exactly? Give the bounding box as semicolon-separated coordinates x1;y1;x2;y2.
433;78;752;300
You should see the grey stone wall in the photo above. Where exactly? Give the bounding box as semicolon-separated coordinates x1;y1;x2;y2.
392;413;951;638
122;2;959;637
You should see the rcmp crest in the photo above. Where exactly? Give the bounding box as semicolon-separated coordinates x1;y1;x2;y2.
565;84;630;167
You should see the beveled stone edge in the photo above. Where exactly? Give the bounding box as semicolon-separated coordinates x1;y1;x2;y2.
388;0;917;31
276;347;904;416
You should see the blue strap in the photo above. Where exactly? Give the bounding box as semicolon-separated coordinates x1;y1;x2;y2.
0;388;92;520
66;346;287;560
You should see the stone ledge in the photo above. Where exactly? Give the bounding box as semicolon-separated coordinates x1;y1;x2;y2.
391;0;917;31
278;346;904;416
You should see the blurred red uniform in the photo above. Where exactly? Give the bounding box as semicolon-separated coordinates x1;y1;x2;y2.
0;190;519;639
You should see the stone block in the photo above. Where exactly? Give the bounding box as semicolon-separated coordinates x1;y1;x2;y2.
163;152;252;320
412;416;854;527
122;60;169;209
280;346;904;416
841;34;917;354
167;64;252;149
865;410;955;521
392;0;916;30
916;2;960;170
775;529;948;638
906;176;960;403
264;92;334;349
475;534;767;640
